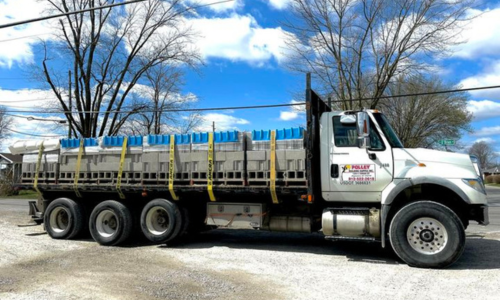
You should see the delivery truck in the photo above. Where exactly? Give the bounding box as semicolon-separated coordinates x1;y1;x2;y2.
11;75;488;268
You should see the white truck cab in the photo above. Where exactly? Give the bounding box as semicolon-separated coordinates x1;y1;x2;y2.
318;109;488;267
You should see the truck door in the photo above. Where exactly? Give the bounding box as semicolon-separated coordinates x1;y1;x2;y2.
324;114;393;202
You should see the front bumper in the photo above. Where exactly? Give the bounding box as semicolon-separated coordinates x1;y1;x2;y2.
469;205;489;225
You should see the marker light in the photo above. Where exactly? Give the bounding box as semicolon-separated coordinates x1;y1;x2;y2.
462;178;486;195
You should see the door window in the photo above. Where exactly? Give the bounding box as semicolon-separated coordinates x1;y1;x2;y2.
332;116;385;150
333;116;358;147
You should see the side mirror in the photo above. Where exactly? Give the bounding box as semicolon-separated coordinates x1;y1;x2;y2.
356;112;371;149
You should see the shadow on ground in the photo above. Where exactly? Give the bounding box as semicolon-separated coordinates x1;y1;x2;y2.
157;229;500;270
28;226;500;269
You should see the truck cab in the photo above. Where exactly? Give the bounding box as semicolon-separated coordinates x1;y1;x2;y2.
315;106;488;267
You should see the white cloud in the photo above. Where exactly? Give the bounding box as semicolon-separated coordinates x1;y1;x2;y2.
0;0;55;68
197;113;250;131
279;111;299;121
267;0;291;10
279;100;305;121
459;60;500;100
467;100;500;120
473;137;495;144
453;8;500;59
190;14;289;64
0;88;58;109
473;126;500;137
0;1;291;68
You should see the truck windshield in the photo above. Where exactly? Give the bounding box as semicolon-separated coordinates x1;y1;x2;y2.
372;113;404;148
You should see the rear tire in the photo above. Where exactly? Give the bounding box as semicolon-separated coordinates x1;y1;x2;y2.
44;198;84;239
89;200;133;246
389;201;465;268
140;199;181;244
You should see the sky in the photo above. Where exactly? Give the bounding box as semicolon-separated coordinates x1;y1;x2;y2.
0;0;499;159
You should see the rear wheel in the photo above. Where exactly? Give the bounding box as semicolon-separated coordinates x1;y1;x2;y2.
140;199;181;244
44;198;84;239
389;201;465;268
89;200;133;246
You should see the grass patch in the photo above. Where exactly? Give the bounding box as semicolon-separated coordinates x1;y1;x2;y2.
486;183;500;187
4;190;39;199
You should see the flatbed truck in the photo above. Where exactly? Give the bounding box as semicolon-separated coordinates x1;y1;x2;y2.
13;75;489;268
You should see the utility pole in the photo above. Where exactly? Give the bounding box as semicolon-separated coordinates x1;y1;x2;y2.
212;121;215;132
68;70;72;138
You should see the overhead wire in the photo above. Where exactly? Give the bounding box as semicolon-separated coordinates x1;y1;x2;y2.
5;128;63;138
0;0;148;29
5;114;66;123
0;83;498;114
0;0;235;29
0;33;52;43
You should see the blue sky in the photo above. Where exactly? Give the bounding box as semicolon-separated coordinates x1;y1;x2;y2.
0;0;499;159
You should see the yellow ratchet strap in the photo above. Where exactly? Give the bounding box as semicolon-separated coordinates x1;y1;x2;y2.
33;141;44;196
73;139;84;198
116;136;128;199
168;135;179;201
207;132;216;202
270;130;279;204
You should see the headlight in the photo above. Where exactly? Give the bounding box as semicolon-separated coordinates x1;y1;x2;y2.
462;178;486;195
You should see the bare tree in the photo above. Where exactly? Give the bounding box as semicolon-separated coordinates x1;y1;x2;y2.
379;75;472;148
468;141;498;170
38;0;200;137
119;63;202;135
284;0;474;109
0;107;12;144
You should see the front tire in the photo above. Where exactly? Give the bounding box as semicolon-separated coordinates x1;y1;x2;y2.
389;201;465;268
89;200;133;246
44;198;84;239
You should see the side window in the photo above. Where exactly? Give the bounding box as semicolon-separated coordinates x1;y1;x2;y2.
333;116;386;150
333;116;358;147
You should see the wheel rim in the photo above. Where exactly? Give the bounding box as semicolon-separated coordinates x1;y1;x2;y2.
407;217;448;255
145;206;170;236
49;207;70;233
96;209;118;238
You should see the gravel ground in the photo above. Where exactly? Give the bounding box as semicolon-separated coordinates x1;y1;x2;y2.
1;208;500;300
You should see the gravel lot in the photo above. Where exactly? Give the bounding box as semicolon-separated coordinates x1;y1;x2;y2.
1;203;499;300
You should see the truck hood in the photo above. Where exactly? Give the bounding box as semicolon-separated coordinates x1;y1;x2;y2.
393;148;477;179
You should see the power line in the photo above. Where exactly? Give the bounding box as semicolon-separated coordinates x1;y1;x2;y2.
5;114;66;123
5;128;63;138
0;97;63;103
0;33;51;43
0;0;235;30
0;83;498;114
0;0;147;29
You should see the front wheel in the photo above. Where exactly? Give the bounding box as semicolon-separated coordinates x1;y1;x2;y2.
389;201;465;268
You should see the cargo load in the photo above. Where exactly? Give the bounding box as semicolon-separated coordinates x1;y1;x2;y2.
10;127;306;188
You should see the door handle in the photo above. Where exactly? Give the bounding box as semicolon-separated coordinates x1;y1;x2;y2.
331;164;339;178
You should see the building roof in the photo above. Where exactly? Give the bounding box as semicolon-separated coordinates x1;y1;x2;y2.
0;153;22;163
484;166;500;173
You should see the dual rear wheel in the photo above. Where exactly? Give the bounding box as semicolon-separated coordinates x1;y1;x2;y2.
45;198;189;246
140;199;189;244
